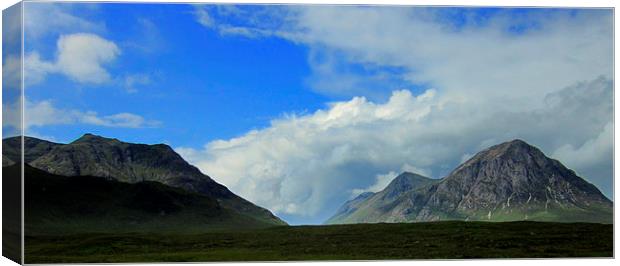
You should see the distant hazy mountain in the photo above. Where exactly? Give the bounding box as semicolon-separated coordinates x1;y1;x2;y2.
7;164;279;235
327;139;612;224
4;134;286;226
326;173;439;224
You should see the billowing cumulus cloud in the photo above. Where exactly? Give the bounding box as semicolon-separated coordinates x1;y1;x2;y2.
25;33;120;84
183;7;613;224
176;77;612;223
177;89;440;220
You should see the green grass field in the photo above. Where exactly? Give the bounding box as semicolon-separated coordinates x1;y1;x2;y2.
24;221;612;263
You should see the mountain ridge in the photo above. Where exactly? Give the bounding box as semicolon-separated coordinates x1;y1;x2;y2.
326;172;441;224
326;139;612;224
4;134;286;226
2;136;62;164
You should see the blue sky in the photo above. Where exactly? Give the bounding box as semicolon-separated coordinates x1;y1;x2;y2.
6;3;613;225
22;3;330;147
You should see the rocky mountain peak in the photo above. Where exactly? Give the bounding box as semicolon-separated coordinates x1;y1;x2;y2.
70;134;179;159
327;139;612;224
432;139;611;219
388;172;433;188
72;133;122;145
456;139;549;173
490;138;541;156
31;134;205;185
382;172;436;200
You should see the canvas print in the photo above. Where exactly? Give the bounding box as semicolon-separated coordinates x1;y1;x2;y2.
1;1;614;264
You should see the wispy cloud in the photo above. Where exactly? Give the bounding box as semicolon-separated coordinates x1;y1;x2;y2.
193;5;291;38
124;17;166;54
24;2;105;39
194;6;612;101
3;98;161;130
123;73;152;93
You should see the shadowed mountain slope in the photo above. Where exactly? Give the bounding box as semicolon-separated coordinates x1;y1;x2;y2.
7;164;280;235
4;134;286;226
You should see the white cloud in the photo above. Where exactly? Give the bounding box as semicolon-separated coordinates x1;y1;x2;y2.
350;163;433;197
2;99;21;133
193;5;288;38
351;171;398;198
55;33;120;83
176;76;612;221
24;52;55;85
3;98;161;129
196;7;611;102
3;54;22;90
24;3;104;39
124;18;166;54
186;7;613;223
25;33;120;84
290;8;612;102
77;112;161;128
123;73;152;93
194;6;215;28
553;122;613;175
176;89;440;218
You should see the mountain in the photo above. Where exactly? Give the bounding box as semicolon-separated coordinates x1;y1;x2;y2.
3;134;286;226
326;172;440;224
2;155;14;167
2;136;61;164
6;164;278;235
326;139;612;224
326;192;375;224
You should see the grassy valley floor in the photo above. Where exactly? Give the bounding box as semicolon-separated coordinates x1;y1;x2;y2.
25;221;612;263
